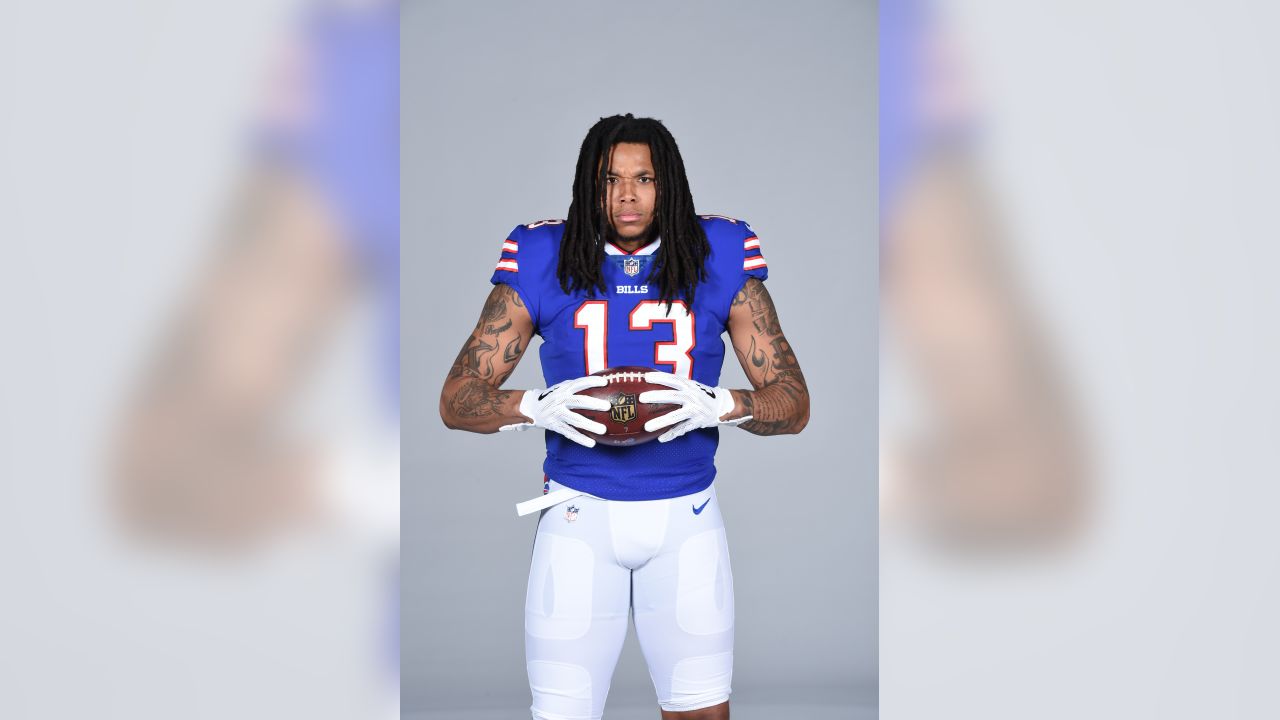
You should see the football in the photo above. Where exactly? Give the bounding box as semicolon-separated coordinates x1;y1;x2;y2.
576;366;678;447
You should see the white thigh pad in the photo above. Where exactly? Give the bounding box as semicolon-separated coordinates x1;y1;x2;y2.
526;533;594;641
676;528;734;635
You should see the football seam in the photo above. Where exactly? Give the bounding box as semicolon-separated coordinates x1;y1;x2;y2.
601;371;647;383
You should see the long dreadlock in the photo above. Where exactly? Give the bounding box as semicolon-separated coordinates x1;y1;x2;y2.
557;114;710;311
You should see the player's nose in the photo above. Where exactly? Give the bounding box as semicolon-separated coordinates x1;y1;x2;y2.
615;179;637;201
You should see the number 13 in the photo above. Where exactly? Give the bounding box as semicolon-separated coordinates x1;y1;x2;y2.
573;300;696;378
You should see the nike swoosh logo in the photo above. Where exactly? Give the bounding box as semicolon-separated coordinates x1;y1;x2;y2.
692;498;711;515
538;389;553;401
700;387;716;399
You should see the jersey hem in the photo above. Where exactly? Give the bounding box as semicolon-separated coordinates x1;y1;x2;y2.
548;471;716;502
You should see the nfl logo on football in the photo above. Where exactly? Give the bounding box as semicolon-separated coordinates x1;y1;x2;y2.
565;505;579;522
623;257;641;277
611;393;637;423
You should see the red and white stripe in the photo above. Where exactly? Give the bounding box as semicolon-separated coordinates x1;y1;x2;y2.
495;259;519;272
743;236;760;250
743;255;767;271
502;240;518;253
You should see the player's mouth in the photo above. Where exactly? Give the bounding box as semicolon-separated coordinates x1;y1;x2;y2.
615;212;645;223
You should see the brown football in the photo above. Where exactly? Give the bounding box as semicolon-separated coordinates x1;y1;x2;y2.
576;366;678;447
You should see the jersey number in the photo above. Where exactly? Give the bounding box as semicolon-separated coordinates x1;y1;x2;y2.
573;300;696;378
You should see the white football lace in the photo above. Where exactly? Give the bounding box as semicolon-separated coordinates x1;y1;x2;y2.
600;370;646;383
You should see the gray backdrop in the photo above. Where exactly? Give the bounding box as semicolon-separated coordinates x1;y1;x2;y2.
402;0;877;716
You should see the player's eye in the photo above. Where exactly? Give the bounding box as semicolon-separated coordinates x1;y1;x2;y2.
637;176;653;184
606;176;619;185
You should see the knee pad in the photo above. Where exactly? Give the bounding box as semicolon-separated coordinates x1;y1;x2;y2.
528;660;595;720
657;651;733;713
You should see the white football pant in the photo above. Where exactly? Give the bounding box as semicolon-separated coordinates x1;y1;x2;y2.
525;480;734;720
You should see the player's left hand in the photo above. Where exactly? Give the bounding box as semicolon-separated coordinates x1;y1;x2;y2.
638;371;752;443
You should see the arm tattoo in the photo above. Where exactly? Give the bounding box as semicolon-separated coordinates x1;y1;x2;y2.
503;336;524;363
748;337;768;371
450;285;525;383
456;336;496;376
480;289;508;322
484;319;513;336
449;380;516;419
769;336;800;371
734;280;796;387
732;279;781;334
443;284;530;424
740;369;809;436
732;279;810;436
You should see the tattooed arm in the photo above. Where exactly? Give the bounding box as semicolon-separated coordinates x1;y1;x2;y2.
724;278;811;435
439;284;536;433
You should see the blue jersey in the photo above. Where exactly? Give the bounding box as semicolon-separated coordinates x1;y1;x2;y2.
491;216;769;501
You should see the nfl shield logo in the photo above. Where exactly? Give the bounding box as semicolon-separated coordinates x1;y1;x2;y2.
623;257;641;277
565;505;579;522
611;393;637;424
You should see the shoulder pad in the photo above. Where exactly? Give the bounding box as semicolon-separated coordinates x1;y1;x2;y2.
698;214;745;225
523;218;566;230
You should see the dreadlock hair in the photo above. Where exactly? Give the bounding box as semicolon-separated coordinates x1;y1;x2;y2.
557;114;710;311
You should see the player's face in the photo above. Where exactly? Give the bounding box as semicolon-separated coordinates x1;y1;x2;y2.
605;142;657;242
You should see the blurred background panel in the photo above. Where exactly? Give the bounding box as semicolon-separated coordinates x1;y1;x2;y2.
0;1;399;718
882;1;1280;719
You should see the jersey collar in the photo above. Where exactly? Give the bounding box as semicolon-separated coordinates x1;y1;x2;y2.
604;237;662;256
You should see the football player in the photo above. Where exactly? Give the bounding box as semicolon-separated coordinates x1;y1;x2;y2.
440;114;810;720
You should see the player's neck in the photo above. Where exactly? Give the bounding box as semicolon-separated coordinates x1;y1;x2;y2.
607;230;658;255
611;239;649;254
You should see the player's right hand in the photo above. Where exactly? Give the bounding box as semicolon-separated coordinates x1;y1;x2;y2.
499;376;612;448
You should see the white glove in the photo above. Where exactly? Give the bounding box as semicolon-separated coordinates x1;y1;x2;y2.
638;371;753;443
499;376;612;448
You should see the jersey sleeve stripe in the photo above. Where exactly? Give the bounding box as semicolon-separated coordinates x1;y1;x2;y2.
502;241;519;253
743;256;767;270
495;259;519;272
743;236;760;250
